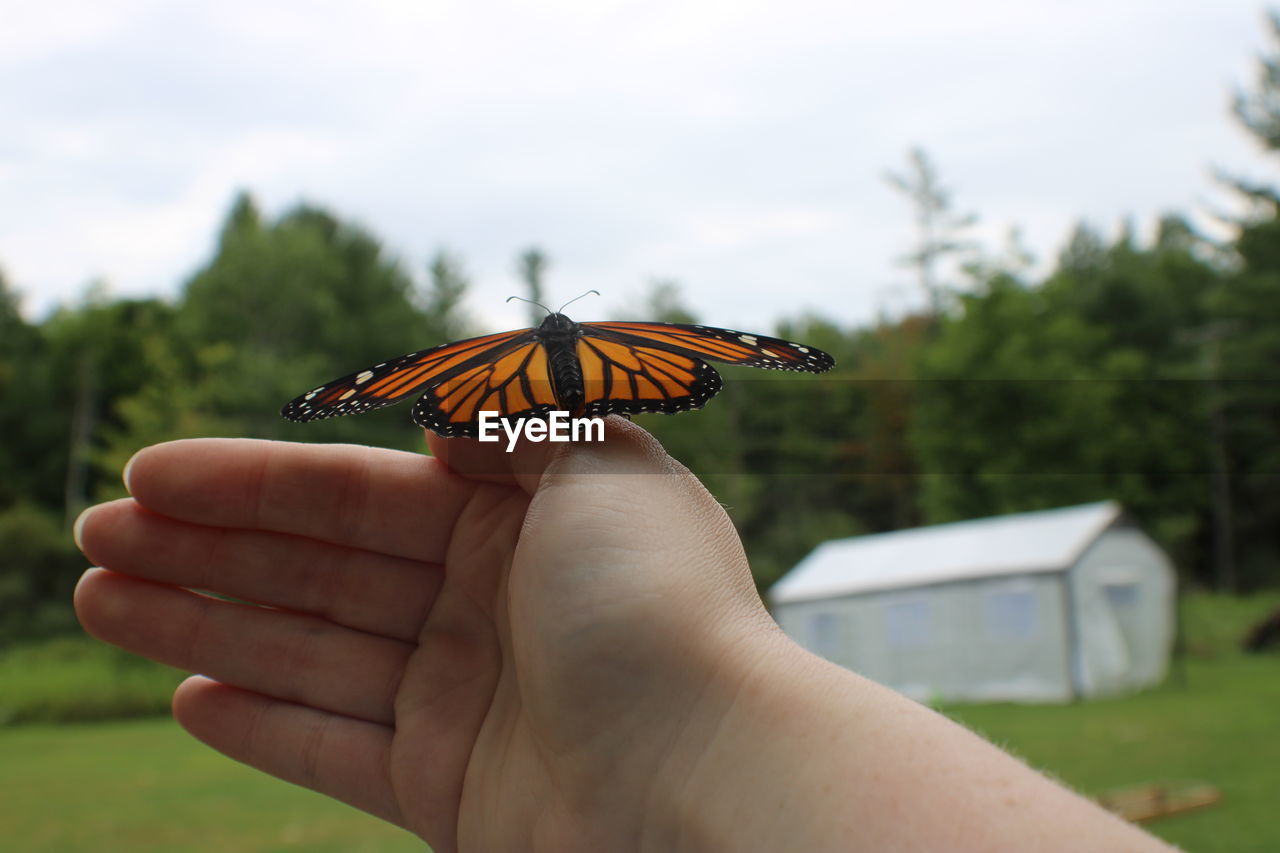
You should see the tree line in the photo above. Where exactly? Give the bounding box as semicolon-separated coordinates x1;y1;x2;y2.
2;15;1279;643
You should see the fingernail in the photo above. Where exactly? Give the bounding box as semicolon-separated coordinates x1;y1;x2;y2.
72;506;95;552
122;451;139;494
74;567;101;594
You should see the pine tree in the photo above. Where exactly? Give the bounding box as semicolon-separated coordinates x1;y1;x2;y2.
883;148;978;316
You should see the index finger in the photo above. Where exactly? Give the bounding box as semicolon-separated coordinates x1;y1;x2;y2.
123;438;480;563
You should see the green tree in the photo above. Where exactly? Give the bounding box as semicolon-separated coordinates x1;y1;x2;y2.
0;502;83;641
0;272;87;639
0;282;177;638
173;192;438;447
1233;11;1280;152
612;279;698;324
31;294;179;517
1198;9;1280;588
0;271;46;509
911;229;1219;578
644;310;929;590
516;247;549;323
1046;217;1216;359
183;194;429;368
423;249;476;342
1209;204;1280;588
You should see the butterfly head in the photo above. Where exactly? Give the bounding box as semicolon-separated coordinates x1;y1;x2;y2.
537;311;579;335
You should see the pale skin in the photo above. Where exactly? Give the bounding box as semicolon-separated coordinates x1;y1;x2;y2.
73;420;1176;852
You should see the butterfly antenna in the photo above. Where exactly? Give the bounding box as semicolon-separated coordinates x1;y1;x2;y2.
557;289;601;313
505;294;553;314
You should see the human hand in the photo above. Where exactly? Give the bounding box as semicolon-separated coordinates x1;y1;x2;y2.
75;420;1177;852
74;420;778;852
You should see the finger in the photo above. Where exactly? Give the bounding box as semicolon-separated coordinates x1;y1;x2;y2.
123;438;477;563
76;569;410;725
424;430;562;493
76;498;442;642
512;417;767;635
172;676;404;829
425;415;642;494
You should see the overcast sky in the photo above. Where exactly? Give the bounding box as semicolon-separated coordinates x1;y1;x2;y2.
2;0;1275;332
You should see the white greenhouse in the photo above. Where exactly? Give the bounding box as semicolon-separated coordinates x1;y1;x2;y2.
770;501;1176;702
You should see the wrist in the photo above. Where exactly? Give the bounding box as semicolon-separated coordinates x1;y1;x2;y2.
657;623;1175;853
650;624;839;853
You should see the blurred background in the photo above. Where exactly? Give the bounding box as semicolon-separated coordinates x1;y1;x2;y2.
2;1;1278;850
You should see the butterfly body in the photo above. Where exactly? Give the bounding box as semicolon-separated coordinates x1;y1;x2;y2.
283;313;834;438
534;312;588;414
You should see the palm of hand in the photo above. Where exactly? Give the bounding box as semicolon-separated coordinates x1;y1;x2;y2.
76;426;757;853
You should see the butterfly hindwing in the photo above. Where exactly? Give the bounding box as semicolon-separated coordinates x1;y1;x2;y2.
410;339;561;437
575;335;723;417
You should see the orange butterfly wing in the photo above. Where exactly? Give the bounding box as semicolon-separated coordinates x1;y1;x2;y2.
411;339;561;437
575;334;722;417
572;321;833;417
281;329;537;425
585;322;834;372
283;317;835;435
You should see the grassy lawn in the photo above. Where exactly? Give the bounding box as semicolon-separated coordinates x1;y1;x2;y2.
942;590;1280;853
0;718;425;852
946;654;1280;853
0;636;184;724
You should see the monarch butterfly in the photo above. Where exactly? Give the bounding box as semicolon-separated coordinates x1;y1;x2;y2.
281;293;835;437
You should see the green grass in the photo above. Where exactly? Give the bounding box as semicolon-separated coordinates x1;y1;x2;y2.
0;635;185;724
1178;589;1280;658
941;590;1280;853
0;718;425;852
945;655;1280;852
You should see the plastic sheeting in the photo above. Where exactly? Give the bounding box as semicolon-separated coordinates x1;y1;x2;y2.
770;503;1175;702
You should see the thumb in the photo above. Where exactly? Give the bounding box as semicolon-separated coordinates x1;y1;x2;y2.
425;415;660;494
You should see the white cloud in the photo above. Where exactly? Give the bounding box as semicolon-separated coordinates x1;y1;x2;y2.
0;0;1273;329
0;0;153;63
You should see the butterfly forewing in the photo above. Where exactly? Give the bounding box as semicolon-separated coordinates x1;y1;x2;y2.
281;329;534;422
586;322;834;373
